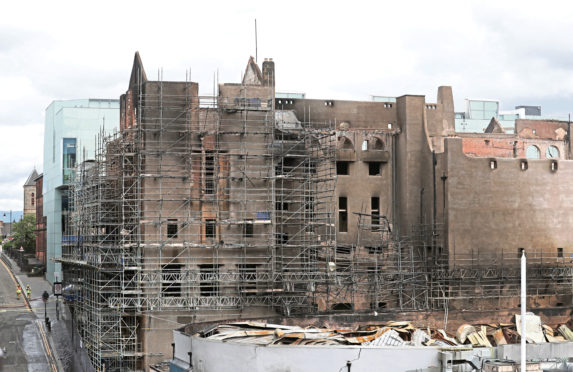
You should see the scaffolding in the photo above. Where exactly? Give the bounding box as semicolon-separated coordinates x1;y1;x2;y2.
330;215;573;316
60;77;336;370
57;69;573;372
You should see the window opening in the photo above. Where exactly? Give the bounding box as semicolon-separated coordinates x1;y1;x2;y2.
243;219;254;238
369;162;381;176
336;162;350;175
204;153;215;194
167;219;178;238
162;262;182;297
339;197;348;233
371;197;380;226
205;219;216;239
199;264;220;297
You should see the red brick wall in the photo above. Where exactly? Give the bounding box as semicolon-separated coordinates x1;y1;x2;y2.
462;138;525;158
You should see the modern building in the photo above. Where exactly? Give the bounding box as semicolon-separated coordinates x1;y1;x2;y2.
23;169;39;216
453;98;556;133
43;99;119;283
60;53;573;371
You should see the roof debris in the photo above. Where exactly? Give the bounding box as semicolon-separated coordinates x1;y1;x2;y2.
197;317;573;348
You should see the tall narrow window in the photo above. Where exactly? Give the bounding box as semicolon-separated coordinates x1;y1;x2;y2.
162;262;182;297
558;247;564;258
206;219;216;239
167;219;178;238
276;201;288;210
243;219;254;238
31;193;35;206
62;138;77;183
204;153;215;194
371;197;380;226
339;197;348;233
199;264;219;297
305;196;315;231
239;264;258;295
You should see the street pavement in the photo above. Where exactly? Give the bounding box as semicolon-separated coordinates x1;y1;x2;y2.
0;255;68;372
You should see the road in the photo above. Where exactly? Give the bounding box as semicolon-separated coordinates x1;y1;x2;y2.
0;258;58;372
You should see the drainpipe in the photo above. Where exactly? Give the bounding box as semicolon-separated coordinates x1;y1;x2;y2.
392;133;398;237
440;173;447;225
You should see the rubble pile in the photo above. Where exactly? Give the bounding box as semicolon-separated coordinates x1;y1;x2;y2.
198;315;573;348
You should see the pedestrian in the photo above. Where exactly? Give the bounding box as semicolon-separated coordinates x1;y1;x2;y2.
26;284;31;299
16;285;22;300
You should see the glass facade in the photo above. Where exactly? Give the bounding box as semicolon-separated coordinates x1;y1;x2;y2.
43;99;119;283
62;138;76;184
468;100;499;120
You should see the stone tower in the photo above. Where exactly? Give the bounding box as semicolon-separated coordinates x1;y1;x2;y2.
23;169;39;216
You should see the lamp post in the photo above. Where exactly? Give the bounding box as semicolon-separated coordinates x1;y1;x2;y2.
42;290;49;322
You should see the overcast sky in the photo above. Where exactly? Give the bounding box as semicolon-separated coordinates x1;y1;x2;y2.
1;0;573;210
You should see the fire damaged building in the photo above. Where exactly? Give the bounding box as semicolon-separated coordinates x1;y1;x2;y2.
59;53;573;370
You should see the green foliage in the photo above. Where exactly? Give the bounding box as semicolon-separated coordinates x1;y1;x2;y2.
10;214;36;254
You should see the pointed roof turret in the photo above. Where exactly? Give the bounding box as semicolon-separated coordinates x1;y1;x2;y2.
128;51;148;90
242;56;263;85
24;169;39;186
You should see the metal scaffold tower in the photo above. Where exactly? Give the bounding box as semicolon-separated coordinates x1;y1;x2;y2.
56;62;573;372
60;76;336;370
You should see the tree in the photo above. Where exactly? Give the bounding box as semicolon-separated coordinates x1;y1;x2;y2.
10;214;36;255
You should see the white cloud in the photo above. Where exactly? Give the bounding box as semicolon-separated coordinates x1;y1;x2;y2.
1;0;573;208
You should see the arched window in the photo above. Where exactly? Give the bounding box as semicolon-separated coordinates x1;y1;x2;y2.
546;145;559;159
371;137;384;150
339;136;353;150
526;145;540;159
31;193;35;206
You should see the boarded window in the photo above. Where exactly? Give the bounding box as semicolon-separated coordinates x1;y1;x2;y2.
525;145;540;159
